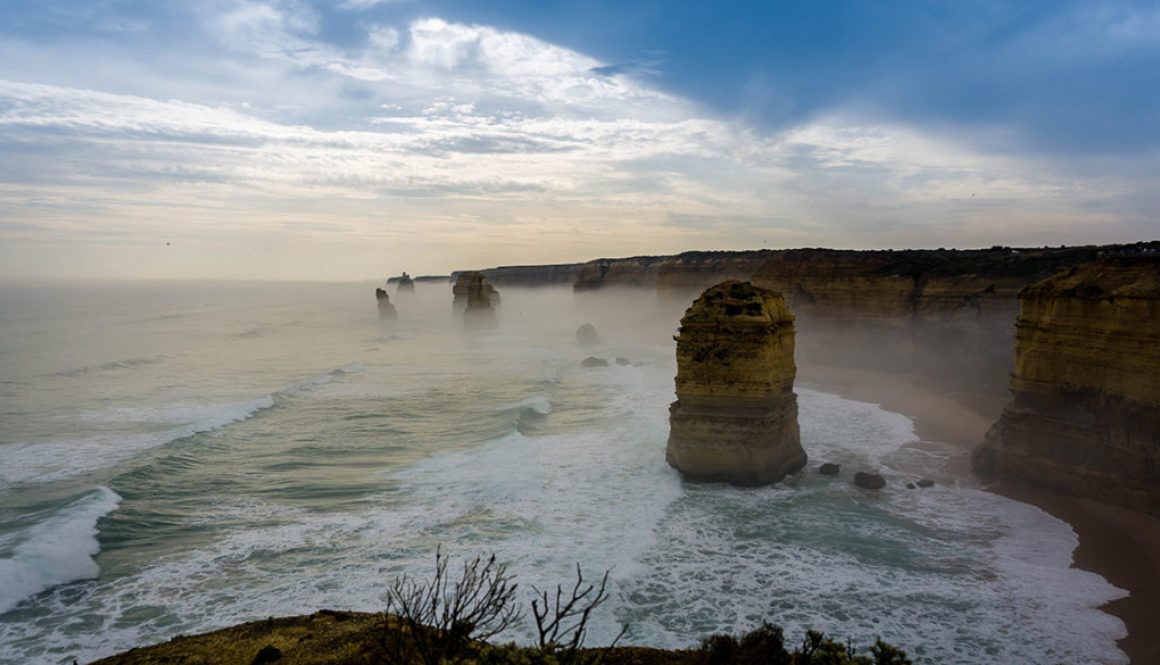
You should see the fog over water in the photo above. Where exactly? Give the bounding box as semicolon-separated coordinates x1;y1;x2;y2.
0;281;1127;665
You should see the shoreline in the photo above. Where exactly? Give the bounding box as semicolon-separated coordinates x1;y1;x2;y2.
799;363;1160;665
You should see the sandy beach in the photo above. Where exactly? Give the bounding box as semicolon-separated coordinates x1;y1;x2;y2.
799;363;1160;665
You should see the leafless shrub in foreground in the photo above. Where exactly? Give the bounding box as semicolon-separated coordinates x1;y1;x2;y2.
383;547;520;665
532;565;627;664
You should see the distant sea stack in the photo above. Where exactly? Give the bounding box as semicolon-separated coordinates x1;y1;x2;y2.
396;272;415;292
375;288;397;320
666;281;806;484
974;258;1160;515
452;271;500;330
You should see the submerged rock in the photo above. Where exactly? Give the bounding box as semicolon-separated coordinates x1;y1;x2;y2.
576;323;601;346
375;288;397;320
916;478;934;488
854;472;886;490
666;281;806;485
615;357;631;366
818;463;840;476
581;356;609;368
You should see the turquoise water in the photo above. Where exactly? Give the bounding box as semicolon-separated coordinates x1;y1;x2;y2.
0;282;1127;664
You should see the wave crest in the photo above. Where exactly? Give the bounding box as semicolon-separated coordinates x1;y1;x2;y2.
0;487;122;614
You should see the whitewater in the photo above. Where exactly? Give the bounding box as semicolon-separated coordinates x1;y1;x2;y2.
0;281;1127;664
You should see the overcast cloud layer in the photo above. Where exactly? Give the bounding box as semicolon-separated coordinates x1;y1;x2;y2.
0;1;1156;280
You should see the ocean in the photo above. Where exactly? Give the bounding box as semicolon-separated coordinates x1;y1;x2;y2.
0;281;1128;665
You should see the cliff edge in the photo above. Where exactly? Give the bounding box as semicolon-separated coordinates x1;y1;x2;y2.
974;258;1160;515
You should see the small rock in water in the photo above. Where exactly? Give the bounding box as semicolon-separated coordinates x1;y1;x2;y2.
576;323;600;347
581;356;609;368
615;357;631;366
854;472;886;490
916;478;935;488
906;482;916;489
818;463;840;476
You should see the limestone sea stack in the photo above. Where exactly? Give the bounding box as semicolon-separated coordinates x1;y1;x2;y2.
973;258;1160;515
666;281;806;484
375;287;397;320
452;271;500;330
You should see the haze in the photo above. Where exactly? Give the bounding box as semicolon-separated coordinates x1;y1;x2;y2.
1;1;1157;281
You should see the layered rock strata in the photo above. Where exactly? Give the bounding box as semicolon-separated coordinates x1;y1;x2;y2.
453;271;500;330
666;281;806;484
375;288;397;320
974;259;1160;515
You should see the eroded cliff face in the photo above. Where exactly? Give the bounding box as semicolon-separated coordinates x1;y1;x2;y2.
666;281;805;485
974;259;1160;515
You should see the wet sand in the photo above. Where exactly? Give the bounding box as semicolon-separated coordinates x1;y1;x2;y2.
798;363;1160;665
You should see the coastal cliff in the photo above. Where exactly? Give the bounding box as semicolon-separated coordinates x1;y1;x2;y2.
573;255;670;291
572;251;774;294
479;263;583;286
666;281;805;484
746;248;1067;395
974;259;1160;515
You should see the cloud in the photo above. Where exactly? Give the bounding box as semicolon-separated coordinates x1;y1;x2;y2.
204;0;323;60
0;8;1155;280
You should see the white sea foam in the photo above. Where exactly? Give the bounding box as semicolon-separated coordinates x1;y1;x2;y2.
0;486;121;614
0;397;274;485
797;387;917;465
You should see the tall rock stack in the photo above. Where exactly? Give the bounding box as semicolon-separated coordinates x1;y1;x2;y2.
375;288;397;320
453;271;499;330
974;258;1160;515
666;281;806;484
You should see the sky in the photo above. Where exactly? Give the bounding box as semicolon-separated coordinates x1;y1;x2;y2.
0;0;1157;280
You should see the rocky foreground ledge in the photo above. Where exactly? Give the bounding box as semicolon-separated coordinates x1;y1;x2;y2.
89;610;918;665
87;611;683;665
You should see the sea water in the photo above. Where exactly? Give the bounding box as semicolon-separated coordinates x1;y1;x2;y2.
0;281;1127;665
